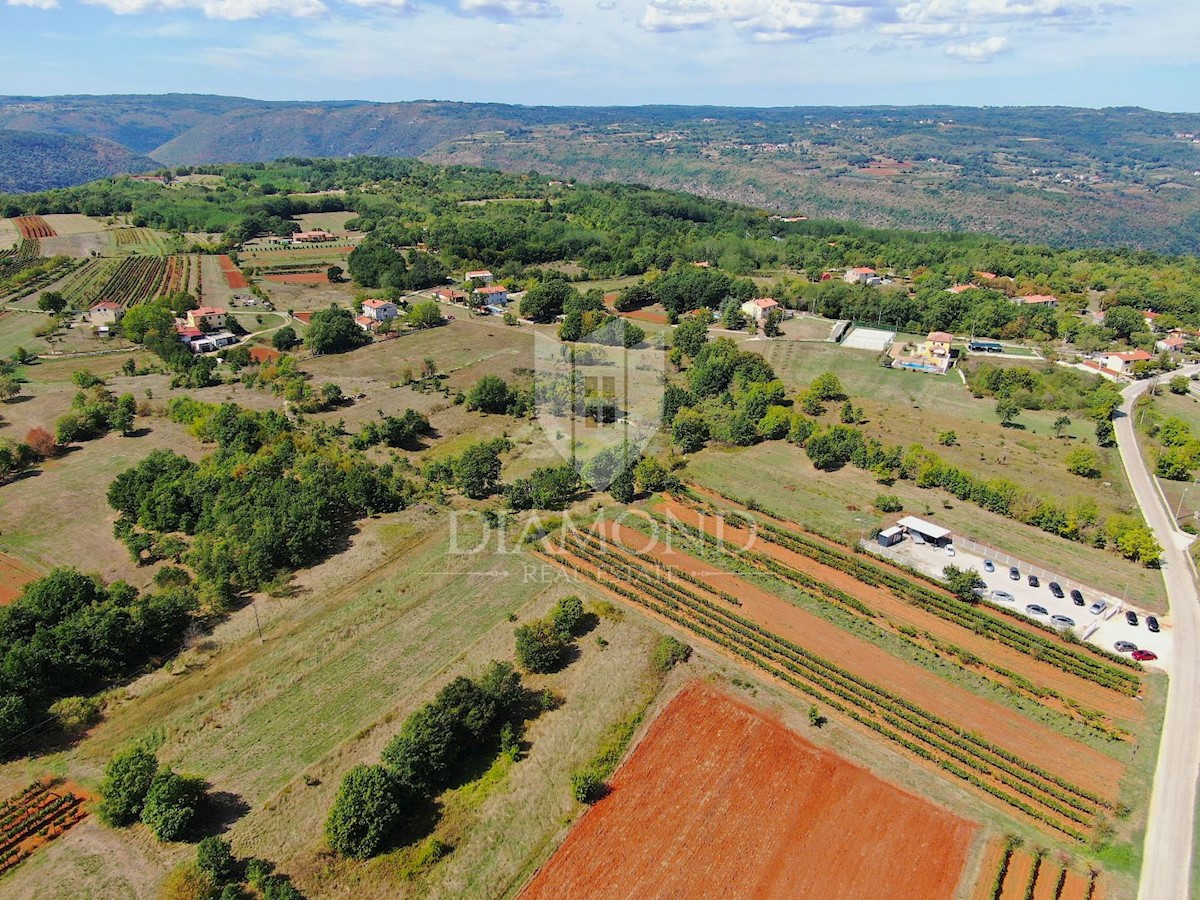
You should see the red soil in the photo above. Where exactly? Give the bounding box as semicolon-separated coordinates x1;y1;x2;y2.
600;520;1125;800
521;682;977;900
658;499;1143;724
0;553;39;605
602;292;669;324
13;216;55;239
263;272;329;284
1059;869;1094;900
999;852;1036;900
217;255;249;289
968;840;1007;900
293;311;313;324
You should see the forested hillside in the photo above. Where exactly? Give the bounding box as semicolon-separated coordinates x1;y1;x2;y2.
2;95;1199;252
0;130;156;193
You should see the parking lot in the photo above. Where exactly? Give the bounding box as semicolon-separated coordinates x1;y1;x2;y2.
871;535;1173;670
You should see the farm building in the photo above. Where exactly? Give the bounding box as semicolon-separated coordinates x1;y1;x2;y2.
292;230;334;243
465;270;494;283
361;298;399;322
877;526;904;547
1156;334;1187;353
187;306;227;331
432;289;467;304
356;315;380;333
474;285;509;305
739;297;781;322
88;301;124;326
896;516;952;547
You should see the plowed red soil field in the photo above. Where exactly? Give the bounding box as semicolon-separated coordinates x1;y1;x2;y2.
13;216;55;239
0;552;39;605
521;682;977;900
658;498;1143;725
600;520;1125;801
218;255;249;289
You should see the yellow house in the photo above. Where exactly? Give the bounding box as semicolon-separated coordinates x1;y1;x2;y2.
925;331;953;359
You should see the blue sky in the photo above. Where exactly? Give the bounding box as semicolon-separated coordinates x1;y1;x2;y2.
3;0;1199;110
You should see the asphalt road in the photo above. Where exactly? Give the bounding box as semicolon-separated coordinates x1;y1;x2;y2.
1119;371;1200;900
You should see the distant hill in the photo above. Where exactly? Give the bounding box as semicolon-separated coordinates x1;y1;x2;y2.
2;94;1199;252
0;130;157;194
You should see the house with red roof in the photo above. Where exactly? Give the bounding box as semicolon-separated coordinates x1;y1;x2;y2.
432;289;467;304
187;306;227;331
356;315;380;333
361;298;399;322
1143;310;1163;330
1013;294;1058;308
1156;334;1188;354
473;284;509;305
88;301;124;326
292;230;334;243
739;297;781;323
465;270;494;283
844;267;877;284
946;284;978;294
1101;349;1154;374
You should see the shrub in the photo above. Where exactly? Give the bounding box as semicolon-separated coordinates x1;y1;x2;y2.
49;695;102;734
514;620;567;673
1065;447;1100;478
874;494;903;513
141;768;207;841
159;862;218;900
570;770;604;804
550;595;584;638
651;635;691;672
196;836;240;883
99;745;158;826
325;764;404;859
23;426;57;459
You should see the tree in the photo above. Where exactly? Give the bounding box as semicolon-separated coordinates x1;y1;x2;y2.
874;494;903;513
0;375;20;403
141;768;206;841
943;565;985;603
809;371;845;401
465;375;512;414
1095;418;1116;447
514;619;567;673
520;280;577;322
108;393;137;435
305;306;370;355
408;300;444;329
1170;376;1190;395
121;302;175;344
99;746;158;826
196;837;239;883
1104;306;1144;341
550;595;584;638
38;291;66;313
937;429;957;446
651;636;691;672
1065;447;1101;478
1052;415;1072;437
672;313;710;357
762;308;783;337
325;765;404;859
995;398;1020;426
671;407;709;452
326;265;344;283
272;326;298;351
453;442;502;499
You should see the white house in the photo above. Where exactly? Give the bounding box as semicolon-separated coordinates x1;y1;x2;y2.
740;297;781;323
844;267;877;284
473;285;509;305
187;306;227;331
1101;349;1154;374
1156;334;1188;354
361;298;399;321
1013;294;1059;308
88;301;124;326
465;270;494;284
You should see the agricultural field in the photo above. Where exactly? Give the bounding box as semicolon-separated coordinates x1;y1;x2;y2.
0;781;88;877
522;681;978;899
0;218;18;251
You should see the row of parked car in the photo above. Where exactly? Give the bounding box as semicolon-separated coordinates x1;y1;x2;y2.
981;559;1161;650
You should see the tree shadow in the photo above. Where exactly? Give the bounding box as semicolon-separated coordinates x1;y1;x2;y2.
3;395;35;404
192;789;251;839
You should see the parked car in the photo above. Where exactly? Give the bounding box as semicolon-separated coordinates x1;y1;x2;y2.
1026;604;1049;616
1048;582;1064;598
983;559;995;573
1070;589;1085;606
990;591;1015;603
1126;610;1139;626
1132;650;1158;662
1114;640;1138;653
1089;600;1108;616
1050;614;1075;628
1147;616;1161;633
944;545;956;557
1028;574;1040;588
1009;566;1020;581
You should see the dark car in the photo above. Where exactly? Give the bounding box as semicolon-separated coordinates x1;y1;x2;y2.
1048;582;1064;598
1009;566;1020;581
1028;574;1040;588
1070;589;1085;606
1026;604;1049;617
1132;649;1158;662
1115;640;1138;653
1126;610;1139;626
1147;615;1160;633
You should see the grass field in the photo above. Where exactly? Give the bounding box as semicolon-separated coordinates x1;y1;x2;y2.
294;212;358;233
0;218;18;251
0;311;51;359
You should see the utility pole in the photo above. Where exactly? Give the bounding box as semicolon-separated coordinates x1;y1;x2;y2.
252;600;263;643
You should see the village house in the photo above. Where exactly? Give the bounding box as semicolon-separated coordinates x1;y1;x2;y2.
361;298;399;322
925;331;954;360
465;270;494;284
739;297;781;323
1101;349;1154;374
1156;334;1188;354
88;301;124;326
1013;294;1059;308
473;284;509;306
946;284;978;294
844;267;877;285
186;306;227;331
1143;311;1163;330
432;289;467;304
292;230;334;243
356;315;380;333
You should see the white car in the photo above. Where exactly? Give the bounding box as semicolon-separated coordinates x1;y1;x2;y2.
990;591;1015;603
944;545;956;557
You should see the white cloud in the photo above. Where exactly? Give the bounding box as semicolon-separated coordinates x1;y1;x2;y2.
943;33;1010;60
83;0;325;18
7;0;60;8
640;0;878;40
458;0;560;17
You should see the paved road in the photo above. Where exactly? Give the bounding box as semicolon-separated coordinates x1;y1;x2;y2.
1118;370;1200;900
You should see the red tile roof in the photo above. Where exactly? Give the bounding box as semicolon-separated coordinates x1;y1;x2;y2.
927;331;954;343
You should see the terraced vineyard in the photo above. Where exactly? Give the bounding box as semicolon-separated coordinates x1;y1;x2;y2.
12;216;55;240
540;524;1119;841
0;780;87;876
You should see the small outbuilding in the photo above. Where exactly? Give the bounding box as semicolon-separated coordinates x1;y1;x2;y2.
877;526;904;547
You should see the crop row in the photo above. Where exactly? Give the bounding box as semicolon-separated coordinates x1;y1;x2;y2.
0;781;86;875
667;495;1142;695
13;217;55;240
0;239;43;281
570;528;741;605
95;256;171;307
551;535;1106;837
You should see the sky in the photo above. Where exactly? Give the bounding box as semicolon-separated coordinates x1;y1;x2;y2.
3;0;1200;110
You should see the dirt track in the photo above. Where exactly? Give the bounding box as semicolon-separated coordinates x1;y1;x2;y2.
521;682;977;900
